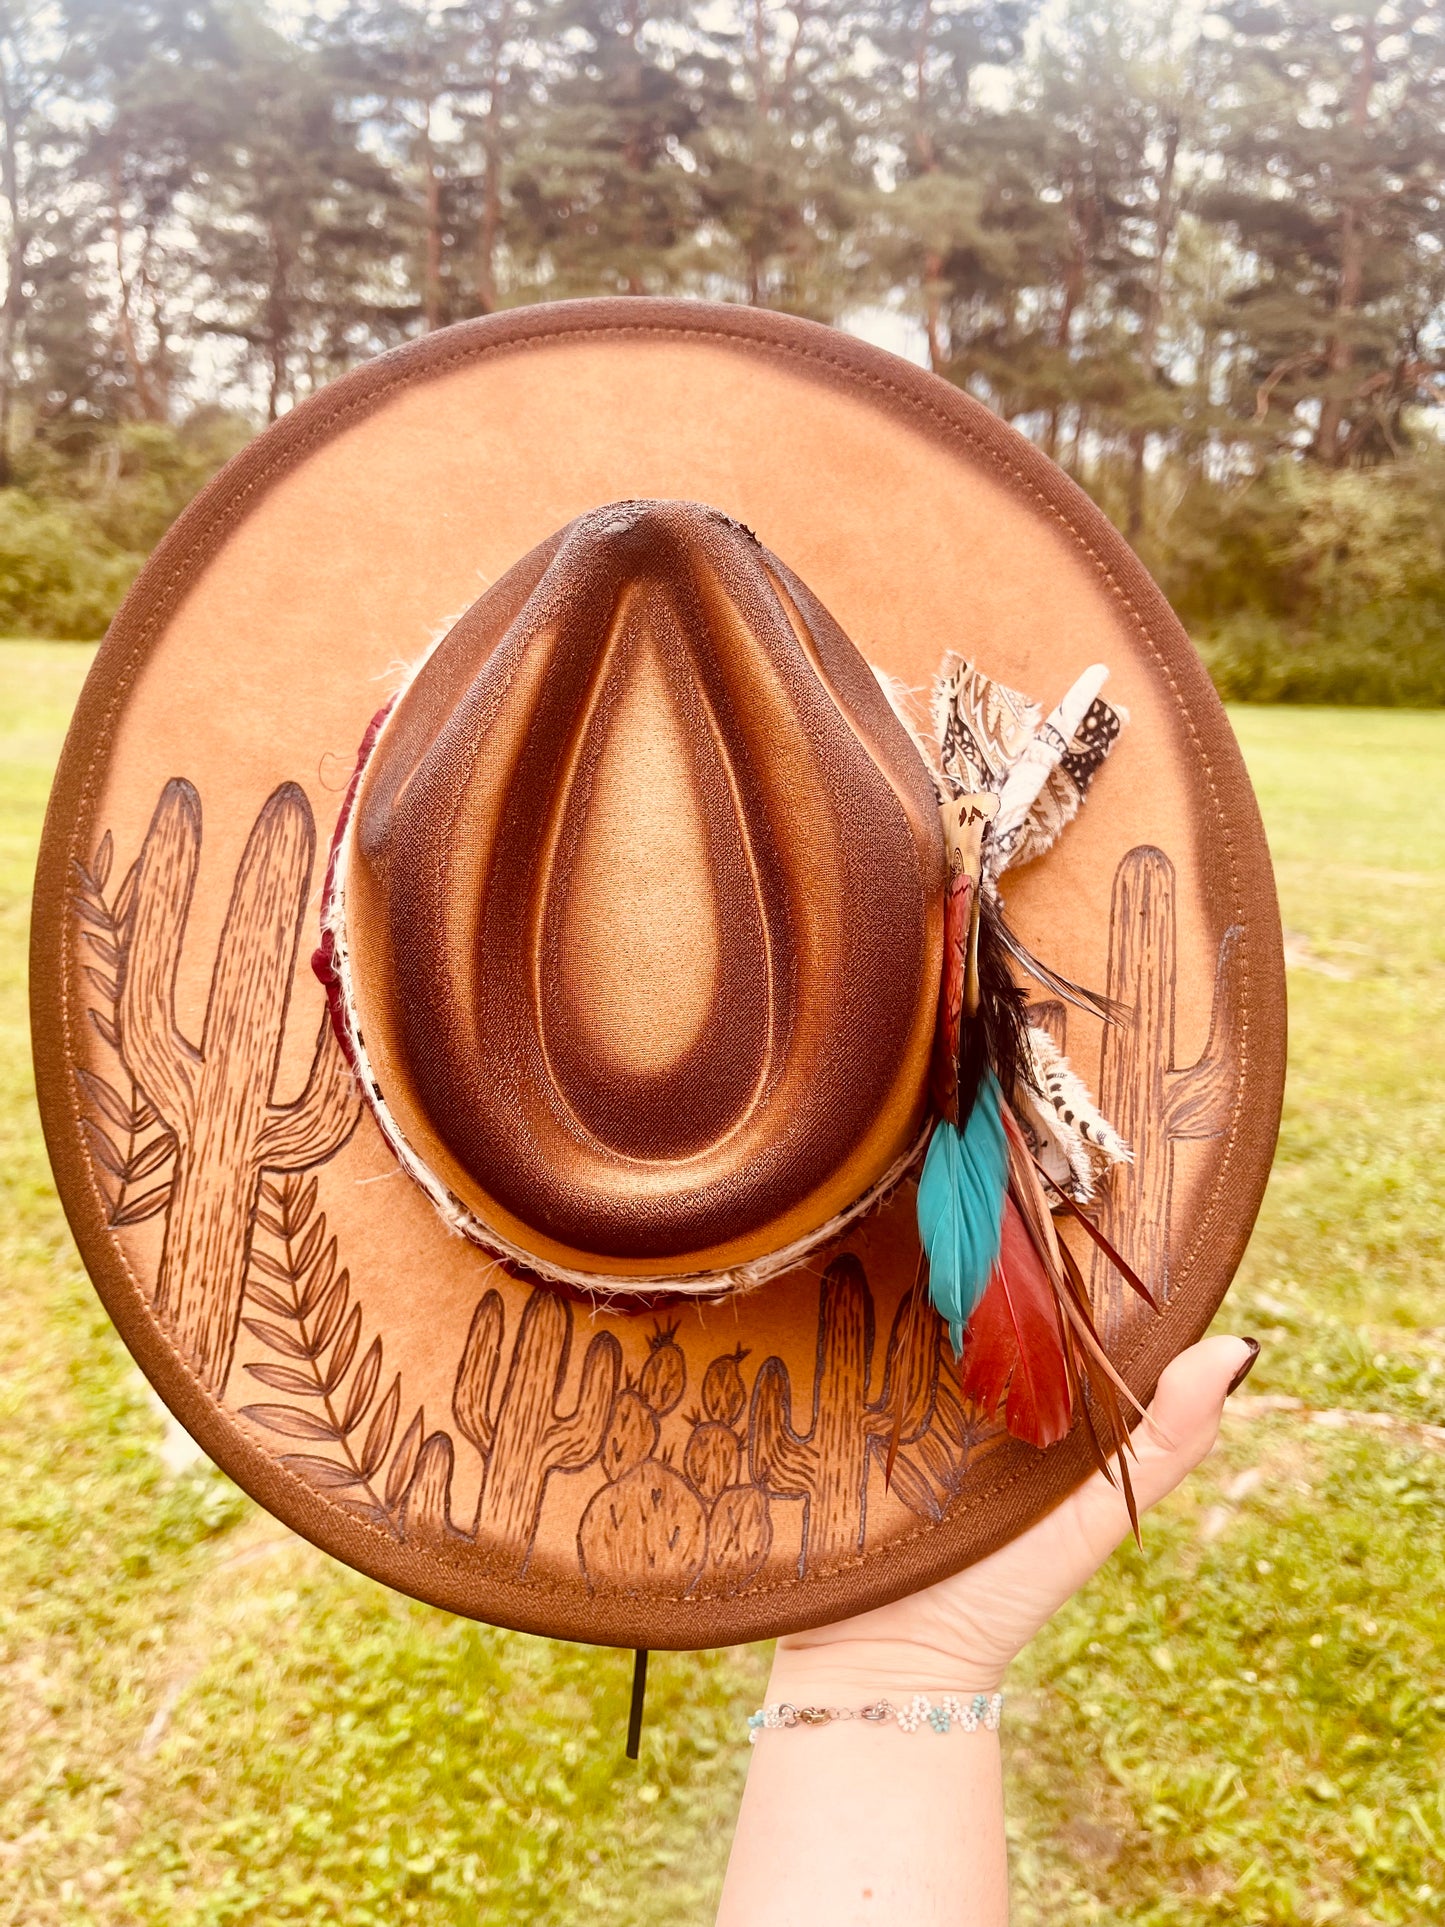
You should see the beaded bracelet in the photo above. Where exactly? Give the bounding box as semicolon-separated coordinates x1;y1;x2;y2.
747;1693;1003;1743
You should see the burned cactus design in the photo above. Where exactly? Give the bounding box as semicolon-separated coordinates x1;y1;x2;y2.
578;1457;710;1592
638;1323;687;1416
70;784;998;1594
397;1431;457;1544
749;1253;966;1574
685;1344;750;1500
116;780;360;1395
1091;846;1243;1325
701;1346;749;1424
696;1482;773;1594
681;1343;774;1594
238;1170;446;1536
453;1288;620;1575
71;832;178;1229
749;1254;886;1569
578;1322;709;1593
879;1326;983;1524
600;1386;660;1480
685;1419;742;1503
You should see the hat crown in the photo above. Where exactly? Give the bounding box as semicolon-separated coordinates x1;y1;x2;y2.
345;499;944;1279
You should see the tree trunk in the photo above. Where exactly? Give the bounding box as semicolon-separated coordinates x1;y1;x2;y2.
913;0;943;371
265;229;288;422
1068;404;1088;477
267;339;284;422
924;252;945;372
1125;454;1146;543
137;234;172;419
1047;211;1086;462
1126;119;1179;541
111;161;165;422
475;4;515;315
421;106;442;331
0;42;24;488
780;0;808;97
1314;24;1376;465
1045;172;1095;463
749;0;772;116
477;112;501;312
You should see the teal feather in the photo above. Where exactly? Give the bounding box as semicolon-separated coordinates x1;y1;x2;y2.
917;1072;1009;1352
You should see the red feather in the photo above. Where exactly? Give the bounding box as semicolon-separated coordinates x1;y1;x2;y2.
958;1197;1073;1449
930;871;971;1124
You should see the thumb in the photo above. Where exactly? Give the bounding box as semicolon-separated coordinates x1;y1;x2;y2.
1067;1333;1257;1564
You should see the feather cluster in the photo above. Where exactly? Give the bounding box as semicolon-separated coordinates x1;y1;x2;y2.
960;1102;1153;1524
904;653;1154;1506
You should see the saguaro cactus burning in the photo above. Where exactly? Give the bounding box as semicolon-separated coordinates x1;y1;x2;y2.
117;780;360;1395
1092;846;1242;1323
749;1255;892;1571
453;1288;621;1574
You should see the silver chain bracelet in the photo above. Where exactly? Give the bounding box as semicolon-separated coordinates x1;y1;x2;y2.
747;1693;1003;1742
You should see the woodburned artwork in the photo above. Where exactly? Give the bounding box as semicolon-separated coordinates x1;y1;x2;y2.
70;777;1240;1603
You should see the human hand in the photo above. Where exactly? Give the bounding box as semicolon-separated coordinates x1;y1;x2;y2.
769;1333;1258;1702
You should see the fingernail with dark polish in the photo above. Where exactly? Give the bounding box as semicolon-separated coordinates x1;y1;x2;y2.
1227;1338;1261;1397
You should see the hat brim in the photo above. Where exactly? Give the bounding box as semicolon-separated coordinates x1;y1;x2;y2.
31;299;1284;1648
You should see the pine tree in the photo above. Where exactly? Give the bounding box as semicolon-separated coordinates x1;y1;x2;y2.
0;0;79;476
684;0;864;316
453;0;546;313
194;11;409;419
62;0;239;422
1203;0;1445;466
510;0;706;298
859;0;1036;373
320;0;476;331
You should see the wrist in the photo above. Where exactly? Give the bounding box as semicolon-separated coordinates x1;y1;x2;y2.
769;1633;1006;1703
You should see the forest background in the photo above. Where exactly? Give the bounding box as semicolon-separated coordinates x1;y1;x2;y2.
0;0;1442;703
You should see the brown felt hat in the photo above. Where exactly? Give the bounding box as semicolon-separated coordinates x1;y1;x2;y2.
31;299;1285;1649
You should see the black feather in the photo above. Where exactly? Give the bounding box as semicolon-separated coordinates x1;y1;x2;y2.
956;894;1037;1128
991;906;1126;1028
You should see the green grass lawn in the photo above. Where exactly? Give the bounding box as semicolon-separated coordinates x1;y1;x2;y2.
3;648;1443;1925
